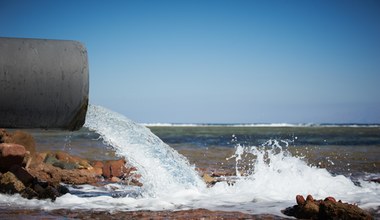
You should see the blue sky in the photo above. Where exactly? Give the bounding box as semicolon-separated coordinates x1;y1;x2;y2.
1;0;379;123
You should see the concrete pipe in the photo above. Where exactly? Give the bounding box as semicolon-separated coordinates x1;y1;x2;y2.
0;37;89;130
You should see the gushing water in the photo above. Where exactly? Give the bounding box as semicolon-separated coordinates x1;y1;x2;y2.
84;105;206;196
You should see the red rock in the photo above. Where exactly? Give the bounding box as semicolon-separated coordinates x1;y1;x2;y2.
0;143;26;157
92;167;103;176
296;195;306;205
324;196;336;203
7;131;36;155
92;161;104;169
306;194;314;202
102;159;127;179
283;195;373;219
90;161;104;176
0;143;26;172
28;163;98;185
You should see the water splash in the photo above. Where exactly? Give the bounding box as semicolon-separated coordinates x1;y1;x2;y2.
84;105;205;196
81;106;380;213
223;140;363;201
0;105;378;217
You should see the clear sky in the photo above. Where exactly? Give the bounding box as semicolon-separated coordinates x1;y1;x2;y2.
1;0;380;124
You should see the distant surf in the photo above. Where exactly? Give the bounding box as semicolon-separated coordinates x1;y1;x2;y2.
142;122;380;127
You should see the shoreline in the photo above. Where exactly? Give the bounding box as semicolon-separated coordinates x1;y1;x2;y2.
0;208;291;220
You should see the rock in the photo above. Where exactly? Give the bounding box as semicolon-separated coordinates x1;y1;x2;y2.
0;171;25;193
21;187;39;199
44;153;79;170
303;200;320;218
0;129;143;201
318;200;372;219
102;159;128;179
283;195;373;219
319;200;372;220
369;178;380;184
202;173;216;185
30;152;48;166
10;165;35;186
37;185;60;200
0;143;26;172
55;151;91;169
5;130;36;155
324;196;336;203
55;151;83;165
91;161;104;176
306;194;314;202
28;163;98;185
22;181;69;201
296;195;306;205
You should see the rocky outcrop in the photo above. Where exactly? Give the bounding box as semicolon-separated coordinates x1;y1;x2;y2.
28;162;98;185
28;151;142;186
0;166;68;201
282;194;372;219
0;129;142;201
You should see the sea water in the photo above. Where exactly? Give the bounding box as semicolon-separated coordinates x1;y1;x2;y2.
0;105;379;217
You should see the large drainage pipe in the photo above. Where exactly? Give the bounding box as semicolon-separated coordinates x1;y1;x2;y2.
0;37;89;130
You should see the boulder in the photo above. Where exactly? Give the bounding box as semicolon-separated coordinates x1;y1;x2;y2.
10;165;35;186
283;195;372;219
102;159;128;179
91;161;104;176
0;143;26;172
0;171;25;193
5;130;36;155
28;163;98;185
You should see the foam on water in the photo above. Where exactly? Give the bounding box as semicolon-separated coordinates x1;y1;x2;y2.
0;105;379;216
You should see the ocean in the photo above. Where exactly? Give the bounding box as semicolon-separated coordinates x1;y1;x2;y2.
0;105;379;218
